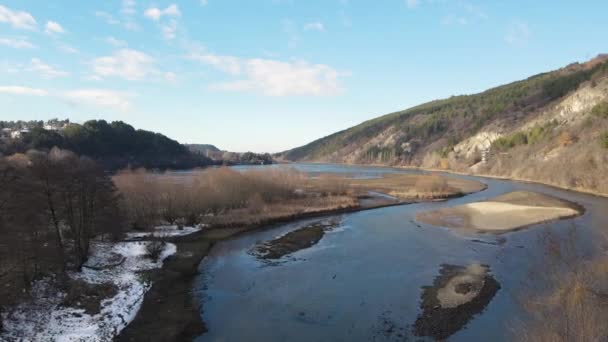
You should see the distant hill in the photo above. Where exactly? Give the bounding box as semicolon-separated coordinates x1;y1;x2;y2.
187;144;274;165
0;120;213;170
186;144;221;155
279;54;608;195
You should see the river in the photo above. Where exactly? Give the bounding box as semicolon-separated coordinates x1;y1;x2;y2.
191;164;607;341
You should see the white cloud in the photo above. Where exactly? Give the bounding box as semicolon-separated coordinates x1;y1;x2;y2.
303;22;325;32
505;22;531;46
406;0;419;9
192;52;345;96
144;4;180;21
45;21;65;34
187;51;241;75
0;37;35;49
29;58;69;79
200;0;208;6
144;4;180;40
64;89;134;111
0;86;47;96
92;49;155;80
106;36;127;47
0;5;37;30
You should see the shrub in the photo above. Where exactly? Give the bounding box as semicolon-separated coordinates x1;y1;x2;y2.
145;240;165;261
591;102;608;118
602;132;608;149
558;131;576;147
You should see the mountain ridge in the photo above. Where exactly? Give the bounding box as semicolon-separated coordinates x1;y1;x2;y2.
279;54;608;195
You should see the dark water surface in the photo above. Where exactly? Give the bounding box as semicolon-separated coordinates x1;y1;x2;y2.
193;164;607;341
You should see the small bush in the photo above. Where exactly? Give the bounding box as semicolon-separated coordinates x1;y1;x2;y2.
592;102;608;118
145;240;165;261
602;132;608;149
558;131;576;147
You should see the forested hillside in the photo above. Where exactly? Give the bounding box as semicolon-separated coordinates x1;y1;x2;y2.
280;55;608;195
0;120;213;170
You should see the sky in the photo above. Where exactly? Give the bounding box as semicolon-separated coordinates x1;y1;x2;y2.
0;1;607;153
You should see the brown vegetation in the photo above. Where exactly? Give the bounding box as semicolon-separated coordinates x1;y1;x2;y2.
0;148;125;330
515;227;608;341
113;168;483;231
114;167;362;229
347;173;484;200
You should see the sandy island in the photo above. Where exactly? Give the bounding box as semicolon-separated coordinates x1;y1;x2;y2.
416;191;583;232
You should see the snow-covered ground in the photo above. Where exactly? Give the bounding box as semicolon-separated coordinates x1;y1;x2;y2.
125;225;203;239
1;241;176;342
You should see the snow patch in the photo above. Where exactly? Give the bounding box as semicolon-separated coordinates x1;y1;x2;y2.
1;241;177;342
125;225;203;239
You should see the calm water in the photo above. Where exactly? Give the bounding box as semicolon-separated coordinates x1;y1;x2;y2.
193;164;608;341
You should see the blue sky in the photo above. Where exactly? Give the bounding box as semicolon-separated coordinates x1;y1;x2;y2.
0;0;606;152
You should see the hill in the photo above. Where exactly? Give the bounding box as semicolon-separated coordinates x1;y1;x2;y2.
187;144;274;165
0;120;213;170
186;144;221;155
280;54;608;195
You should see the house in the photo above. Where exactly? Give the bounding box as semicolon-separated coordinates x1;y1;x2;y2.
10;129;30;139
44;123;66;131
0;128;11;138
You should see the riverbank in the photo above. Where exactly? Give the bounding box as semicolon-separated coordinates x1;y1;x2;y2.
285;161;608;200
116;179;485;341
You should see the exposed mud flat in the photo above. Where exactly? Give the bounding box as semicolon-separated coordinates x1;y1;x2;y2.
414;263;501;340
416;191;583;232
251;218;342;260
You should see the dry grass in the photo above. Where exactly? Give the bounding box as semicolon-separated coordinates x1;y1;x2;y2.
347;173;484;199
114;167;357;229
114;168;484;230
515;227;608;341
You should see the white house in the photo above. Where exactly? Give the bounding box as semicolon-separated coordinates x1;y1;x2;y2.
10;129;30;139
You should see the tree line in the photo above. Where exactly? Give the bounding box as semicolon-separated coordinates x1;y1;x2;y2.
0;120;214;170
0;148;124;330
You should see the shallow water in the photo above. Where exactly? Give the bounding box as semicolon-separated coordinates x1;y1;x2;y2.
193;164;607;341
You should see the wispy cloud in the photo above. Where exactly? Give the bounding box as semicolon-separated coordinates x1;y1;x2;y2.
442;2;487;26
144;4;181;40
64;89;135;111
0;5;37;30
95;11;119;25
92;49;155;81
0;37;35;49
29;58;70;79
121;0;139;30
187;51;241;75
505;21;531;46
190;50;345;96
406;0;419;9
282;19;298;48
144;4;180;21
304;22;325;32
45;21;65;34
161;19;178;40
106;36;127;47
58;44;79;54
0;86;48;96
